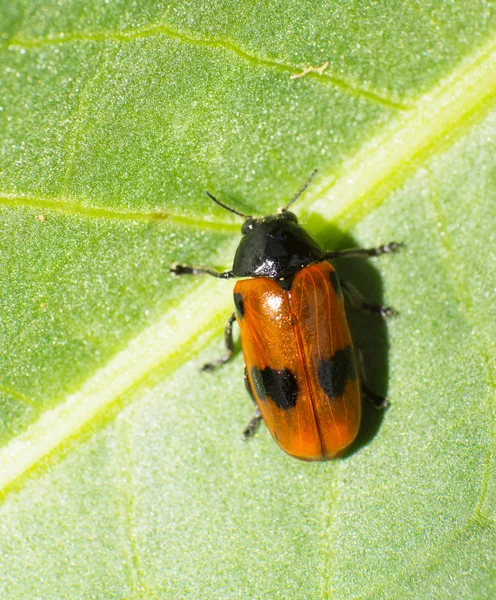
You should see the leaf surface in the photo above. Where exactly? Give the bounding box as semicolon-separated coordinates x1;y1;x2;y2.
0;1;495;598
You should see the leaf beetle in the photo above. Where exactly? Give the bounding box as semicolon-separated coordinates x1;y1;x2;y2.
171;171;401;460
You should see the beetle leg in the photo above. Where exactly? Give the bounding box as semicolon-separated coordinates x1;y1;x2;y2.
362;382;389;409
243;367;256;402
356;349;389;409
340;280;397;319
201;313;236;371
242;408;263;440
324;241;403;260
170;263;234;279
242;367;263;439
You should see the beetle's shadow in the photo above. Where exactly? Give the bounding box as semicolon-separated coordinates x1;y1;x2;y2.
309;215;393;457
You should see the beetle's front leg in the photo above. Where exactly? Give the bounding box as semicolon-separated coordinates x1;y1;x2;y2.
170;263;234;279
201;313;236;372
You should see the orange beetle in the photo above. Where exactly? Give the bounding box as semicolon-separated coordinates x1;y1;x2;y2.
171;171;401;460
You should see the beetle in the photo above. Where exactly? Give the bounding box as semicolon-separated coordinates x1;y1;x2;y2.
171;171;402;460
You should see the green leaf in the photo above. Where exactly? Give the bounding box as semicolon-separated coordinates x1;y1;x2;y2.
1;1;495;597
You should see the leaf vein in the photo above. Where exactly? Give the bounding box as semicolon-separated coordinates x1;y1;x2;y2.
0;194;239;233
116;415;147;597
0;384;35;406
8;24;410;110
424;189;495;520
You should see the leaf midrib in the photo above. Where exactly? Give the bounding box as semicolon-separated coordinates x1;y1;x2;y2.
302;36;496;228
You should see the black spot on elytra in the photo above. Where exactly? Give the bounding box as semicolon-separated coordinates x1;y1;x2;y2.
318;346;357;400
329;268;342;297
233;292;244;318
250;366;298;409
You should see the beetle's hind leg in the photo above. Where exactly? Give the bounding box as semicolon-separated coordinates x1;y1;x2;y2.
340;280;397;319
356;350;389;409
242;367;263;439
243;409;263;440
201;313;236;372
170;263;234;279
362;382;389;409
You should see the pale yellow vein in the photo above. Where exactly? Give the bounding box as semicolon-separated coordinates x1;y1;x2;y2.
8;24;409;110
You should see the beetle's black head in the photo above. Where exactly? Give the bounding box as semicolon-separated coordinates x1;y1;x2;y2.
206;170;322;284
240;210;297;235
232;210;324;281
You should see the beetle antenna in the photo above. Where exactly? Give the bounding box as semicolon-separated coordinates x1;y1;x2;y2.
282;169;318;211
205;191;251;219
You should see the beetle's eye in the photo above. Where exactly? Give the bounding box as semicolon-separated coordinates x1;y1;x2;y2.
242;218;255;235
